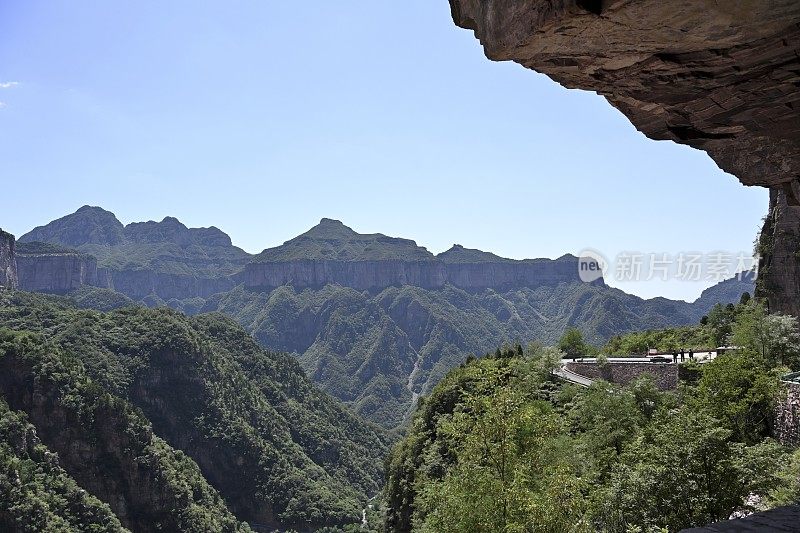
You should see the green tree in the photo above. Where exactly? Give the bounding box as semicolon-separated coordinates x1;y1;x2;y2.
415;382;590;533
569;382;642;478
732;300;800;368
558;328;588;358
526;344;565;381
740;291;751;305
706;303;738;347
595;409;787;532
691;351;780;444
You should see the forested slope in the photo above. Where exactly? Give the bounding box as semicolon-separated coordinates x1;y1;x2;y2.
0;292;388;532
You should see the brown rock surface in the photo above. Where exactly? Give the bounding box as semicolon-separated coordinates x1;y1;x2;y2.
758;189;800;317
449;0;800;313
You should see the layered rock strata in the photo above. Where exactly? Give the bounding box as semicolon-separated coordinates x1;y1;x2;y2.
240;254;590;291
17;251;100;294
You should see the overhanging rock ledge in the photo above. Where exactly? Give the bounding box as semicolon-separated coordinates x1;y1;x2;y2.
448;0;800;315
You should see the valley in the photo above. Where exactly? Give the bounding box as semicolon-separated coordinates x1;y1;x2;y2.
6;207;753;429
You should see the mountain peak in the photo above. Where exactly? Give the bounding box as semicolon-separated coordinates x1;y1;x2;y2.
299;218;358;240
20;205;125;246
75;205;113;214
438;244;505;263
254;220;434;262
160;216;186;227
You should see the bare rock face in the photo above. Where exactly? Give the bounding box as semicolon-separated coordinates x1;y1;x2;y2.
20;206;250;302
17;251;100;294
0;230;17;290
241;252;589;291
758;189;800;317
243;221;593;291
240;259;448;291
102;268;236;301
448;0;800;313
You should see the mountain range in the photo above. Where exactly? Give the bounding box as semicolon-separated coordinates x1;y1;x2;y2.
7;206;754;428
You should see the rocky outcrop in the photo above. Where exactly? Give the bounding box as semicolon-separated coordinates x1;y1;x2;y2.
240;259;447;291
441;249;597;290
0;229;17;290
773;381;800;446
693;270;755;310
241;253;589;291
17;252;100;294
22;205;126;245
20;206;251;302
448;0;800;314
758;189;800;317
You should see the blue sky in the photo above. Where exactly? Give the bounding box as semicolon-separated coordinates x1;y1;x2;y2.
0;1;766;301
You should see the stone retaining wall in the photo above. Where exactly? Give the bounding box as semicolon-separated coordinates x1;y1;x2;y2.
565;361;679;390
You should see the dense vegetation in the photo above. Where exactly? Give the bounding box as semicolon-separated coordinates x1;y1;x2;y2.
19;207;754;431
0;327;249;533
0;399;128;533
385;300;800;532
66;286;136;311
600;291;800;363
203;278;751;430
0;292;388;531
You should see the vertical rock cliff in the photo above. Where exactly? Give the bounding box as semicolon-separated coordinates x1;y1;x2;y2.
243;220;596;291
758;189;800;317
20;206;251;302
0;229;18;290
15;242;101;294
447;0;800;315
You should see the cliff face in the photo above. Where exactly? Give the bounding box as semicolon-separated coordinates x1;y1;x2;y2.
758;189;800;317
0;230;17;290
100;268;235;301
17;252;100;294
20;206;251;302
448;0;800;314
240;259;447;290
13;241;227;300
244;225;592;291
241;255;588;291
441;251;593;290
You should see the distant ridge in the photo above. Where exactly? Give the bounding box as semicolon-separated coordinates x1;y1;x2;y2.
254;218;435;262
243;218;591;291
19;206;251;300
11;207;755;428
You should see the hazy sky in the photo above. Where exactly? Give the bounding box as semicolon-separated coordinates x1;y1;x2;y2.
0;1;766;301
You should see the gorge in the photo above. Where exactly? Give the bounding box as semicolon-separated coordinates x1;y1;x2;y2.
5;206;754;429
